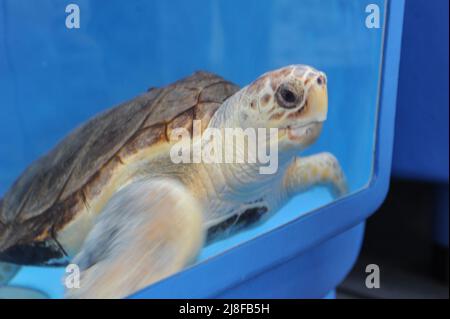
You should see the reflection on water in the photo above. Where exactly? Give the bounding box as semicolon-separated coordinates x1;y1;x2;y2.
1;0;384;298
0;285;49;299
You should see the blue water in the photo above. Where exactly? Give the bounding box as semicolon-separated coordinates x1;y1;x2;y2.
0;0;385;298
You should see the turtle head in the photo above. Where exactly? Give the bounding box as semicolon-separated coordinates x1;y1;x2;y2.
239;65;328;152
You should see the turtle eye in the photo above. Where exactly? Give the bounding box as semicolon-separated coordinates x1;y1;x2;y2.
276;83;303;109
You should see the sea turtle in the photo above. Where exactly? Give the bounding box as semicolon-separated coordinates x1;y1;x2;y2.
0;65;347;298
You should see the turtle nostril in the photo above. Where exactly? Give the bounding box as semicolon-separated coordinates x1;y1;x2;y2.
317;75;327;86
317;76;323;86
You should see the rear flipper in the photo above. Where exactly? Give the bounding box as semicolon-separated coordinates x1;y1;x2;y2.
65;178;205;299
0;263;47;299
0;262;19;285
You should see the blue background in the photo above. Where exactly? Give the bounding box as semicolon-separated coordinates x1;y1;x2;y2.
393;0;449;183
0;0;384;298
392;0;448;249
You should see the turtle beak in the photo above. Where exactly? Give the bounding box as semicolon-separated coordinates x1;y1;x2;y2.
308;74;328;122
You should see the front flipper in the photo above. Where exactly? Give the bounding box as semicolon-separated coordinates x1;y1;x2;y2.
65;178;204;299
284;152;348;198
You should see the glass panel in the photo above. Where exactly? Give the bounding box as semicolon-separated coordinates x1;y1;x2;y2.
0;0;385;298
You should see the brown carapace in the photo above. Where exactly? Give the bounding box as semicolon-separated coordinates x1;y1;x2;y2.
0;72;238;265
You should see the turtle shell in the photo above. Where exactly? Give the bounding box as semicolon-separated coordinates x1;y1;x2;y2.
0;71;239;265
